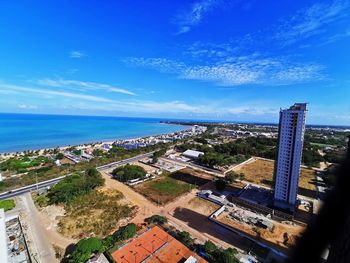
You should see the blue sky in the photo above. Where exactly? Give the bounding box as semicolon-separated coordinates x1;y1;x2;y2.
0;0;349;125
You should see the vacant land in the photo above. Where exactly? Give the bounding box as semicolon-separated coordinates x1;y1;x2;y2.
0;199;15;211
131;161;156;173
217;211;305;250
183;197;220;216
237;159;317;197
169;168;213;186
134;175;193;205
58;189;136;238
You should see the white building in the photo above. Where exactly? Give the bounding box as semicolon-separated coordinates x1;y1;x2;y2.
182;149;204;159
273;103;307;212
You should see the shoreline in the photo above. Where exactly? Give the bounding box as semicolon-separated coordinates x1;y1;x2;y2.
0;123;192;158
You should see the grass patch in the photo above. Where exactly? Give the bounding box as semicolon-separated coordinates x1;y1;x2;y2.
0;199;15;211
58;189;136;239
32;193;49;208
237;159;317;198
135;176;193;205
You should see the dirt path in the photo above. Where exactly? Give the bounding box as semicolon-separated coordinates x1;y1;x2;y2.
22;194;76;257
102;172;248;251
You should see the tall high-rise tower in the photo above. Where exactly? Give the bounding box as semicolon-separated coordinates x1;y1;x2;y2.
274;103;307;212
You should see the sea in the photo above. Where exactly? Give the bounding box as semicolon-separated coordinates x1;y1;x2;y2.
0;113;189;153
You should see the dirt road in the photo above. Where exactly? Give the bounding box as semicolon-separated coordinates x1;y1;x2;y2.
102;172;250;252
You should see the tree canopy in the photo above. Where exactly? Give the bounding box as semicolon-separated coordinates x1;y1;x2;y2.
111;164;146;182
47;167;104;204
70;237;104;263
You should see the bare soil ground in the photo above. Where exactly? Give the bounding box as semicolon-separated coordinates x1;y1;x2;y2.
217;211;305;250
134;175;193;205
58;189;137;239
133;167;216;205
102;171;254;252
237;159;317;197
130;161;157;173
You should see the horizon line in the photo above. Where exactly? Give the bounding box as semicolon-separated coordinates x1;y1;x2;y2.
1;111;349;128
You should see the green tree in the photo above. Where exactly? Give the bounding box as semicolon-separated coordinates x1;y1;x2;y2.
225;171;239;183
48;167;104;204
112;164;146;182
177;231;195;248
70;237;104;263
203;240;217;254
56;153;64;160
145;215;168;225
152;148;167;163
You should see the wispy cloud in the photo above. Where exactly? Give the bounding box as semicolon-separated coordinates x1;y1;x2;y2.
0;82;281;117
0;83;115;103
274;0;349;45
17;104;38;110
124;55;325;86
69;50;85;58
37;78;136;96
174;0;222;34
64;98;278;117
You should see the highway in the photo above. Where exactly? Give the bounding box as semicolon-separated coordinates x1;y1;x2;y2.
0;152;154;200
96;152;154;171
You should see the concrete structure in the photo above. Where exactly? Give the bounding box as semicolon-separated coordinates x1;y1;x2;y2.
88;253;109;263
273;103;307;212
182;149;204;159
0;209;8;263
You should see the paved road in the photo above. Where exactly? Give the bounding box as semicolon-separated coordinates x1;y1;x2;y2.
96;152;154;172
0;176;66;200
161;157;224;177
0;152;154;200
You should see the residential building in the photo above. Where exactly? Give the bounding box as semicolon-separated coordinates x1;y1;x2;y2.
273;103;307;212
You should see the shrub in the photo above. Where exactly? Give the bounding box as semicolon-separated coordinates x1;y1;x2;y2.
70;237;104;263
145;215;168;225
111;164;146;182
177;231;195;248
47;167;104;204
103;223;138;248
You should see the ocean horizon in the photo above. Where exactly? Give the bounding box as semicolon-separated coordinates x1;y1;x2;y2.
0;113;189;153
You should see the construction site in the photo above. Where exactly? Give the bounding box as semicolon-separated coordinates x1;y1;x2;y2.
5;216;31;263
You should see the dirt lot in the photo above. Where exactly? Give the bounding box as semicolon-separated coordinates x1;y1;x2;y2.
237;159;317;198
134;175;193;205
133;167;216;205
216;211;305;250
187;197;221;216
58;189;137;239
131;161;157;174
169;167;213;186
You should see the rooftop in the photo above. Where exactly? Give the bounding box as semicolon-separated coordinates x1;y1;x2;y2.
182;150;204;159
111;226;207;263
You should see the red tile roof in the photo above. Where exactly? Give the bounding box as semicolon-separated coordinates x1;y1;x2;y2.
111;226;207;263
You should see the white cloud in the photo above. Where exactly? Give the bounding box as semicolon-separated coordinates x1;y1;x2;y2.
69;50;85;58
274;0;349;45
174;0;222;34
0;82;291;118
37;78;136;96
227;106;278;115
17;104;38;109
124;55;325;86
0;84;115;103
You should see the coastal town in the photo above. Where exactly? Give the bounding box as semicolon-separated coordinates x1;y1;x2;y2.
0;103;349;263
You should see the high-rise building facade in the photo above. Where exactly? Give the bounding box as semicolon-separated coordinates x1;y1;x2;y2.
274;103;307;212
